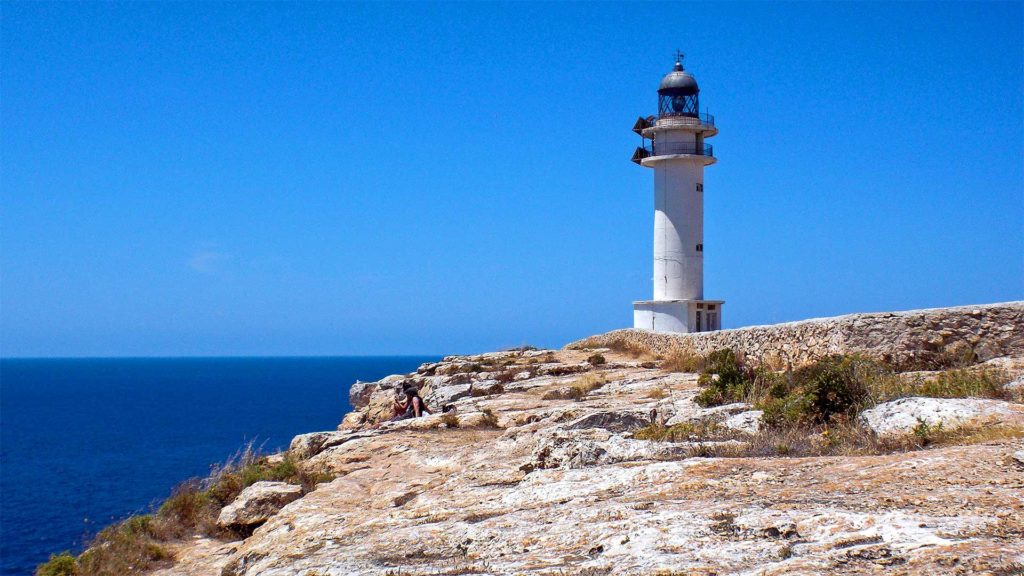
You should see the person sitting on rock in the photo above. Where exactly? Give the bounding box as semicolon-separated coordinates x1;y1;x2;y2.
389;384;432;421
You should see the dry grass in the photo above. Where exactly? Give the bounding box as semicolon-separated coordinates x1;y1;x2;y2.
72;516;173;576
494;366;533;383
905;422;1024;448
570;372;607;398
36;443;334;576
646;388;668;400
541;373;608;401
479;408;499;428
601;336;654;359
660;349;703;373
631;415;1024;459
633;421;746;443
440;412;460;428
869;368;1010;403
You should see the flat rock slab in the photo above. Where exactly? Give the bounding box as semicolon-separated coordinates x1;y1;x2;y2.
216;481;303;529
859;397;1024;436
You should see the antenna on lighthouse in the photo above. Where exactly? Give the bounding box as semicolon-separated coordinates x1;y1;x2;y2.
674;50;685;69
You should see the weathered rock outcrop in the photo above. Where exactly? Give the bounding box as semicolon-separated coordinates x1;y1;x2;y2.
151;303;1024;576
859;397;1024;437
570;301;1024;369
216;481;303;529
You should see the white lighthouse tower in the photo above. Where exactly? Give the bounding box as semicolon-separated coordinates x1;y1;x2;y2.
631;53;723;333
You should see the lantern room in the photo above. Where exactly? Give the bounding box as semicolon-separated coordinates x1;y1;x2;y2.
657;55;700;119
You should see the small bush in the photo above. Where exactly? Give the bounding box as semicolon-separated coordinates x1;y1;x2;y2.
541;373;607;401
694;349;757;407
709;512;738;536
660;350;703;373
758;355;874;428
495;367;531;384
440;412;460;428
646;388;668;400
74;516;171;576
153;481;216;538
570;373;606;399
586;353;606;366
479;408;499;428
36;552;77;576
912;418;942;446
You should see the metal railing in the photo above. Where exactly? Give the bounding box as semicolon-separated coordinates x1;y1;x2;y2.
648;141;714;157
657;111;715;126
631;142;714;163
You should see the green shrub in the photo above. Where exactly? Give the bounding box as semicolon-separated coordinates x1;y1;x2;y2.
759;394;815;429
36;552;77;576
911;418;943;446
694;349;755;407
758;355;874;428
586;353;606;365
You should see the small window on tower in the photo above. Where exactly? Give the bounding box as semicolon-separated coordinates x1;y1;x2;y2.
696;183;703;192
696;244;703;252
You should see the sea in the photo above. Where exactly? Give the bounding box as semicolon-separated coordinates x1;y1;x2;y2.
0;356;437;576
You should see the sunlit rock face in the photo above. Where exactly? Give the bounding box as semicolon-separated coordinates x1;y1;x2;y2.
153;303;1024;576
216;482;303;530
860;397;1024;437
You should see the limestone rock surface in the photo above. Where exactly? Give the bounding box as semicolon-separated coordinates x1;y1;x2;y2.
149;303;1024;576
216;481;303;529
859;397;1024;436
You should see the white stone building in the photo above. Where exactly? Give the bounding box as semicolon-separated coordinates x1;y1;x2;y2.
631;54;723;333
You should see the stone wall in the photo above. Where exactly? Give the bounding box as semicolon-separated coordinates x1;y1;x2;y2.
567;302;1024;370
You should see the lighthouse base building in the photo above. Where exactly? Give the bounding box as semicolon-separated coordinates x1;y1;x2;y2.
634;300;723;333
631;54;723;333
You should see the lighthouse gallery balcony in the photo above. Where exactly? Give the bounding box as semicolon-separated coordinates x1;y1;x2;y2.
631;141;714;164
633;112;717;138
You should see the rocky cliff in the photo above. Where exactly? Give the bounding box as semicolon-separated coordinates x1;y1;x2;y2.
143;303;1024;575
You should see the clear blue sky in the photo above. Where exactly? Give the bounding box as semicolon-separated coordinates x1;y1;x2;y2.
2;2;1022;357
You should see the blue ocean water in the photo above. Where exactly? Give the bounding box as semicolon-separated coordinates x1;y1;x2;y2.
0;356;435;575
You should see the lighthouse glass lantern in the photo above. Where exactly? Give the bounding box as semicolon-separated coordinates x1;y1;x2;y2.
657;60;700;118
630;53;724;333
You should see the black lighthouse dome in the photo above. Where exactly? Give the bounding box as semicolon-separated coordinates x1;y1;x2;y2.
657;55;700;118
658;61;699;95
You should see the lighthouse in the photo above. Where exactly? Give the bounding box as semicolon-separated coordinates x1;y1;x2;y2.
631;53;723;333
